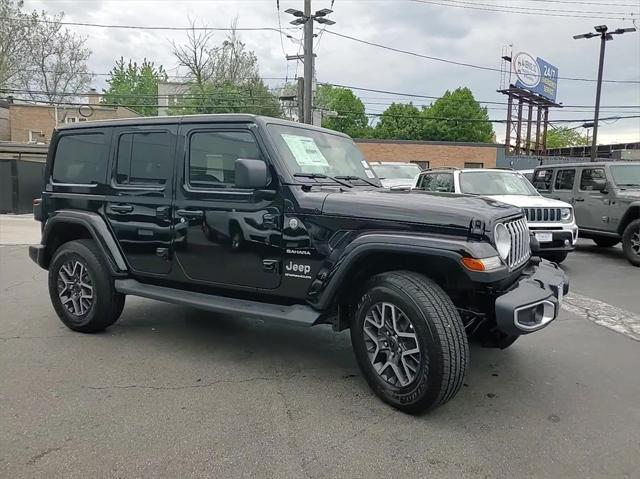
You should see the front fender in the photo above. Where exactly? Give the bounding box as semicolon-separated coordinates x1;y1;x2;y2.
618;202;640;235
308;232;500;310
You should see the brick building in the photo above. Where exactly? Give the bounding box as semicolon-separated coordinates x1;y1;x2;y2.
0;94;139;144
355;138;504;169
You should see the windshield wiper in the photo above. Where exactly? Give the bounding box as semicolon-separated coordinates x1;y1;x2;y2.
293;172;353;188
334;175;381;187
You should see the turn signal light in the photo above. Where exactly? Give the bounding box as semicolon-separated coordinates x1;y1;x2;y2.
461;256;502;272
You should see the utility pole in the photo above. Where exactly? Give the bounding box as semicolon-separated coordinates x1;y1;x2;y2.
573;25;636;161
286;3;335;124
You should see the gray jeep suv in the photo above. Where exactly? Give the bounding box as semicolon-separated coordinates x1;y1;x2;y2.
532;162;640;266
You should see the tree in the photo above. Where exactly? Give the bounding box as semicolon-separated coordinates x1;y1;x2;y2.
102;58;168;116
316;84;369;137
1;1;91;102
546;127;589;149
421;87;493;143
374;103;424;140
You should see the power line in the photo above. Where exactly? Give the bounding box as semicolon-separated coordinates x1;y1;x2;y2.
407;0;638;19
322;30;640;84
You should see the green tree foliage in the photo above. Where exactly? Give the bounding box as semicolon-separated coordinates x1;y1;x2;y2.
316;84;369;137
546;127;589;149
374;103;424;140
421;87;494;143
176;79;281;117
102;58;167;116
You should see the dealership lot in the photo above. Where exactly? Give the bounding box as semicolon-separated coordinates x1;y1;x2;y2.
1;230;639;477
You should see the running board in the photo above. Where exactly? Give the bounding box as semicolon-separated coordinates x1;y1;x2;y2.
114;279;321;326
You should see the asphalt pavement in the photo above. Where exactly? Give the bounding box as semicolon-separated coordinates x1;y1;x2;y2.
1;242;639;478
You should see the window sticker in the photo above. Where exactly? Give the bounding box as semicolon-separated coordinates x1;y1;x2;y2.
281;134;330;167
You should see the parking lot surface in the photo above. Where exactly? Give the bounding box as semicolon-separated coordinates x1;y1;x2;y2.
1;241;639;478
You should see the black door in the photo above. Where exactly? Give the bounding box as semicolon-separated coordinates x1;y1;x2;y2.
172;125;282;290
105;125;177;275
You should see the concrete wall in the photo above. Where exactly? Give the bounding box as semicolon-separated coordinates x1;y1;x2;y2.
354;139;501;169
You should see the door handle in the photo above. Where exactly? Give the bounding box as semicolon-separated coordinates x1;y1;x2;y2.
574;198;585;202
176;209;204;219
110;204;133;213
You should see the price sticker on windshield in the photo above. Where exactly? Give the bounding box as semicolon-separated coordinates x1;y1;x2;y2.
281;134;330;168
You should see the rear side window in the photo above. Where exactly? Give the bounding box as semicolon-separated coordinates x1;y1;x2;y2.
417;173;435;189
52;132;107;184
580;168;606;191
554;169;576;190
532;168;553;191
188;131;261;188
418;173;453;192
115;132;172;186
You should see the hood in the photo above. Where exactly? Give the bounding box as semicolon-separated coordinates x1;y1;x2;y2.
484;195;572;209
321;189;521;227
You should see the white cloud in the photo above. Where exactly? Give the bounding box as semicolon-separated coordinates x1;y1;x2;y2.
22;0;640;144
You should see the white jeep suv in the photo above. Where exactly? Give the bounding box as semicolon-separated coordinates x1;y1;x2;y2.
414;168;579;263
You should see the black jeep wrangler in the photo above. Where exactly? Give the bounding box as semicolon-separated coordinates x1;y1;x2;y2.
30;115;568;413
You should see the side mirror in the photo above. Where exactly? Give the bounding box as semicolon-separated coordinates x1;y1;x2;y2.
234;159;267;189
592;178;607;192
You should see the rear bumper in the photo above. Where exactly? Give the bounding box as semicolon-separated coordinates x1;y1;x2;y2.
494;259;569;336
29;244;47;269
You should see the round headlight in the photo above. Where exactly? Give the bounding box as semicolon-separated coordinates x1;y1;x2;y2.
494;223;512;260
560;208;572;221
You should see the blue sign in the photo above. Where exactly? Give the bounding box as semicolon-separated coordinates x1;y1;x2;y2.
513;52;559;102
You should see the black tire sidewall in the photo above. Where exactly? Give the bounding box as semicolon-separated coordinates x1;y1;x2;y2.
48;240;120;332
622;219;640;267
351;280;446;412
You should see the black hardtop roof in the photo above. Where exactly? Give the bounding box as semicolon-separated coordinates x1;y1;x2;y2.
54;113;350;137
534;161;640;169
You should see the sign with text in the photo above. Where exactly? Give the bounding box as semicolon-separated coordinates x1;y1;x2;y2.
513;52;559;102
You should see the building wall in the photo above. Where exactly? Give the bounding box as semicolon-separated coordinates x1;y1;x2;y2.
355;139;501;169
6;104;140;144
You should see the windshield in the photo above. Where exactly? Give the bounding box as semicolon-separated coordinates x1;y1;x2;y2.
371;163;421;179
459;171;539;196
610;164;640;187
267;124;379;184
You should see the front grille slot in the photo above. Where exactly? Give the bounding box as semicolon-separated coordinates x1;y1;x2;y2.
503;217;531;269
523;207;562;223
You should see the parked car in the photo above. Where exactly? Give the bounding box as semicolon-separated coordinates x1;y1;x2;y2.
29;114;567;413
518;169;535;183
414;168;578;263
369;161;422;188
532;162;640;266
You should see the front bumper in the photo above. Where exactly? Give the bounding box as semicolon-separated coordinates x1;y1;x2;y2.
530;225;579;252
494;259;569;336
29;244;47;269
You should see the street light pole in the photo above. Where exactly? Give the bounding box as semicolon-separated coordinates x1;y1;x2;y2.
573;25;637;161
303;0;313;125
286;3;335;124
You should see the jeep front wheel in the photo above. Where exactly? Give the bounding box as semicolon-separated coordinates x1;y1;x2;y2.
48;239;125;333
350;271;468;414
622;219;640;267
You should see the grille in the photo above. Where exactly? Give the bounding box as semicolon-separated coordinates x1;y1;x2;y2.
503;217;531;268
523;207;563;223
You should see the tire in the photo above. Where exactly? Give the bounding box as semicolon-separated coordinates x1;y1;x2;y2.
593;237;619;248
350;271;468;414
621;219;640;267
541;251;569;263
48;239;125;333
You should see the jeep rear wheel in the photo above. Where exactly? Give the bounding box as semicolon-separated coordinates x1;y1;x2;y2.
350;271;468;414
622;219;640;267
48;239;125;333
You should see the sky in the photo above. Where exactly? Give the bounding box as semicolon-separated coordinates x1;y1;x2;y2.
21;0;640;144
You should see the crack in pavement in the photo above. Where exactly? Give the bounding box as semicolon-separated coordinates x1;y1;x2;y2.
83;376;276;391
26;447;62;466
563;292;640;341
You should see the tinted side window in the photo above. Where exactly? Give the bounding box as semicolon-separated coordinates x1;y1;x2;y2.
554;169;576;190
418;173;435;189
116;132;172;186
433;173;454;192
532;168;553;191
580;168;606;190
52;132;107;184
189;131;261;188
